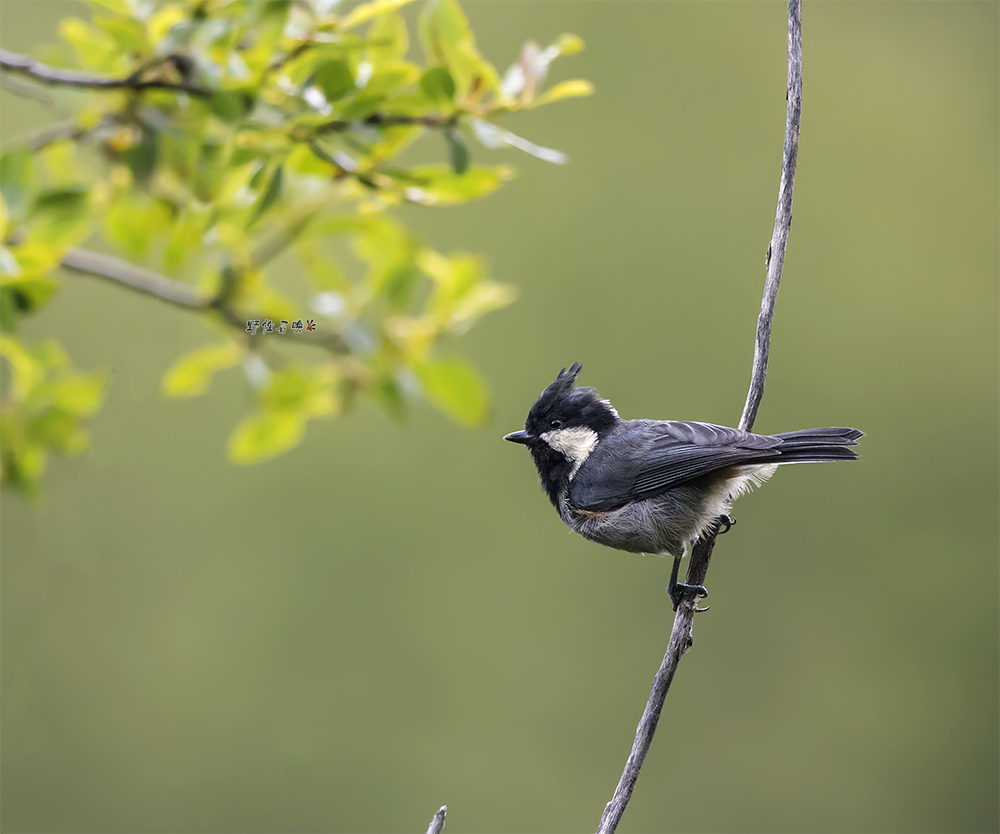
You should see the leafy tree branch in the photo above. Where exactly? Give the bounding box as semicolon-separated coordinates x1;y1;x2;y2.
0;0;592;497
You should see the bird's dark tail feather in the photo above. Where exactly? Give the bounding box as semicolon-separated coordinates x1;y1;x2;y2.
771;427;864;463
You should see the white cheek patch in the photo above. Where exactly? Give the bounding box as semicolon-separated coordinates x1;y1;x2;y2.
539;426;599;478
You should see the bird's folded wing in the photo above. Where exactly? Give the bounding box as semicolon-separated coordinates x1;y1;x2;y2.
569;421;781;512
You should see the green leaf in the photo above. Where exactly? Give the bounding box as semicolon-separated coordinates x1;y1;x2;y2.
227;411;305;464
287;143;338;177
122;127;159;185
163;212;205;269
29;409;89;455
367;9;409;69
397;164;514;206
194;142;227;202
49;372;107;416
414;356;489;428
162;342;242;398
0;334;43;400
419;65;455;103
0;274;60;316
419;0;479;97
444;127;469;174
58;16;118;70
527;79;594;109
210;90;253;123
0;288;16;333
338;0;418;31
307;257;352;291
249;164;283;226
104;197;168;256
553;33;585;56
30;187;91;245
337;93;387;121
261;366;338;417
1;149;34;219
29;339;70;370
313;59;356;101
370;369;408;421
94;16;151;54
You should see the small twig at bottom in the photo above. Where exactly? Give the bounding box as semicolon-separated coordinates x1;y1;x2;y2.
426;804;447;834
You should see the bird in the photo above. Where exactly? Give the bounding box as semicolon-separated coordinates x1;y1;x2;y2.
504;363;862;607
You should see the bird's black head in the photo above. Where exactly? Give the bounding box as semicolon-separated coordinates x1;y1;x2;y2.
503;363;621;506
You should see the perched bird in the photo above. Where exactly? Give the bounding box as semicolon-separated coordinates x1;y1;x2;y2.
504;363;862;606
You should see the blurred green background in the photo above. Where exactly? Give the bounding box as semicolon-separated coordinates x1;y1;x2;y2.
2;2;997;832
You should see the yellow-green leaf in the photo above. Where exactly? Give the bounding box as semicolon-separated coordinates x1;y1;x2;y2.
553;33;585;57
261;366;339;418
527;79;594;109
49;372;107;416
227;411;305;464
162;342;242;398
0;334;42;401
367;9;409;69
400;165;514;206
339;0;418;31
0;149;34;218
30;187;91;246
418;0;480;97
414;356;489;427
420;65;456;103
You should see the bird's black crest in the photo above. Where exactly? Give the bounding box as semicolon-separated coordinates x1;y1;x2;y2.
525;363;619;437
557;362;583;382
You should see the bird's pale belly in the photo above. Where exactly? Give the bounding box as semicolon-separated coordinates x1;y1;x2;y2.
559;464;777;558
561;486;706;557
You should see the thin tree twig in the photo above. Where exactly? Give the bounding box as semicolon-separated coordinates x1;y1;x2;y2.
0;49;212;97
21;114;118;152
266;41;314;74
425;805;448;834
0;72;55;105
595;2;803;832
319;112;459;134
59;247;208;309
25;121;93;151
56;247;348;354
738;7;803;436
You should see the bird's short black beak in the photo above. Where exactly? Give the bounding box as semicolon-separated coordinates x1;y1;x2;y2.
503;430;531;445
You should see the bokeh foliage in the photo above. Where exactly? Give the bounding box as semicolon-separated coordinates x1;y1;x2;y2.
0;0;591;496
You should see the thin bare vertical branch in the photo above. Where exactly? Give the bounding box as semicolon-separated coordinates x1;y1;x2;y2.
595;2;803;832
740;0;803;435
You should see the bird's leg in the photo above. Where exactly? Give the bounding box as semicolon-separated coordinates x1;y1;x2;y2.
716;514;736;535
668;551;709;612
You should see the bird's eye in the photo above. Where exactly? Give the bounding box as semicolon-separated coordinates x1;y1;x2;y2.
550;419;563;428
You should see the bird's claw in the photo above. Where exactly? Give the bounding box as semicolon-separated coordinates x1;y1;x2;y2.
669;582;709;612
716;514;736;535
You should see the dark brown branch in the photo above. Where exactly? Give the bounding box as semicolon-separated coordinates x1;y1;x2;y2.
266;41;313;74
425;805;447;834
319;112;458;133
0;49;212;98
595;2;803;832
